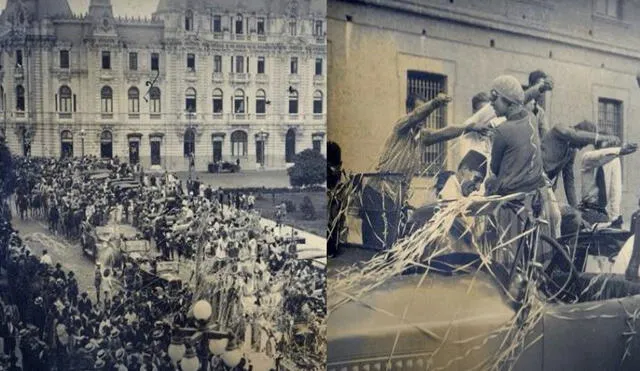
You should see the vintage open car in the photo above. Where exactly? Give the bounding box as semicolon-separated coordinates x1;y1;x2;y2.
82;223;140;261
328;192;640;371
139;260;182;290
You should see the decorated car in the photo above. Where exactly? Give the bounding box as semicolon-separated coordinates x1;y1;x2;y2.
327;193;640;371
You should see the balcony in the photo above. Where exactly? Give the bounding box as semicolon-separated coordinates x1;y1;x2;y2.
233;113;248;120
289;74;300;84
230;73;249;84
57;69;71;81
315;35;326;44
100;70;114;81
185;69;197;82
184;111;197;120
150;113;162;120
257;34;267;42
234;34;246;41
15;111;25;118
128;113;140;120
213;32;223;40
313;114;324;120
58;112;72;119
255;113;266;120
255;74;268;84
212;72;224;83
212;113;224;120
101;113;113;119
288;113;300;120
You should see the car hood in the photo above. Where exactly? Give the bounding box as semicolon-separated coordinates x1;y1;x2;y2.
328;271;514;368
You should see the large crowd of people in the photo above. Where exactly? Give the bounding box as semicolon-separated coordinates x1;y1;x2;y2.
0;155;326;370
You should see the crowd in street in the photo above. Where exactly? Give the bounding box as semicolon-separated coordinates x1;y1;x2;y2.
0;155;326;370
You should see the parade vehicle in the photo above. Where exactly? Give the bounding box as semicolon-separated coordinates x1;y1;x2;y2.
81;222;139;262
138;260;182;289
208;161;240;173
327;193;640;371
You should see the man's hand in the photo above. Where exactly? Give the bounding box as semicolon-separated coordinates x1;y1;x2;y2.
597;135;621;147
434;93;452;107
538;76;554;93
466;121;493;136
621;143;638;156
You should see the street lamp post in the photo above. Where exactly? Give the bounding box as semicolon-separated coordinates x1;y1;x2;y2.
168;300;243;371
80;128;85;157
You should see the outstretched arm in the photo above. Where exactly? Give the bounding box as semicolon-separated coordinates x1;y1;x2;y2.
553;126;619;148
395;93;451;136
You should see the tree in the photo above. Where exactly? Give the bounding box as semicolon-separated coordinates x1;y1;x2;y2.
0;139;15;200
287;149;326;187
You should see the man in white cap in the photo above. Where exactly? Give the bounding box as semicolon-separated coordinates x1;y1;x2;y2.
487;75;546;195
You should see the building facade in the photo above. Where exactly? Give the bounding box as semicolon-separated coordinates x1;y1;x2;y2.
328;0;640;220
0;0;327;171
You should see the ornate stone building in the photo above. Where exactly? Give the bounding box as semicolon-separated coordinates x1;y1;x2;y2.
0;0;327;171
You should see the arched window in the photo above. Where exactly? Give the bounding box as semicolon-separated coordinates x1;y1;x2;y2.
58;86;72;112
128;87;139;113
288;89;298;114
16;85;25;111
184;128;196;157
313;90;323;114
100;130;113;159
234;89;245;114
212;89;223;114
231;130;247;157
149;87;161;113
256;89;266;114
60;130;73;158
101;86;113;113
185;87;197;112
285;128;296;162
235;14;243;34
185;10;193;31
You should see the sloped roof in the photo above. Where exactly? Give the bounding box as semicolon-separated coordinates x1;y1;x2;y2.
35;0;73;19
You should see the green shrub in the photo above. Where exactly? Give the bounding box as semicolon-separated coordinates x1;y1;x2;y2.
287;149;326;187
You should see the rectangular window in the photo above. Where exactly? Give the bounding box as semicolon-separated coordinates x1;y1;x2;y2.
129;52;138;71
60;50;70;69
595;0;622;18
256;99;266;114
289;21;296;36
235;56;244;73
257;18;265;35
16;50;22;66
73;94;77;112
406;70;448;173
213;98;223;113
257;57;265;74
314;20;323;36
187;53;195;71
313;139;322;152
598;98;623;140
235;17;243;34
214;55;222;73
213;15;222;32
315;58;322;76
290;57;298;74
313;99;323;114
102;51;111;69
289;98;298;114
151;53;159;71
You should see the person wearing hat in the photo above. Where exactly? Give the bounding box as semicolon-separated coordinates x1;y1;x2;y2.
486;75;546;196
540;119;621;236
94;265;102;304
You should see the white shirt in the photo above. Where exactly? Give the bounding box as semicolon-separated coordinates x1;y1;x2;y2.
40;254;53;266
602;157;622;221
580;147;621;208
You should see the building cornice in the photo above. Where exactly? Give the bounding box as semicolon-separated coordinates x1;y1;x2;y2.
339;0;640;61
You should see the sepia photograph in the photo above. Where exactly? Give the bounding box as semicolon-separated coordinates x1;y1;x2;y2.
0;0;327;370
327;0;640;370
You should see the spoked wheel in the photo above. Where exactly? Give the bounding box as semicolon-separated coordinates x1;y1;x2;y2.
537;234;580;302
